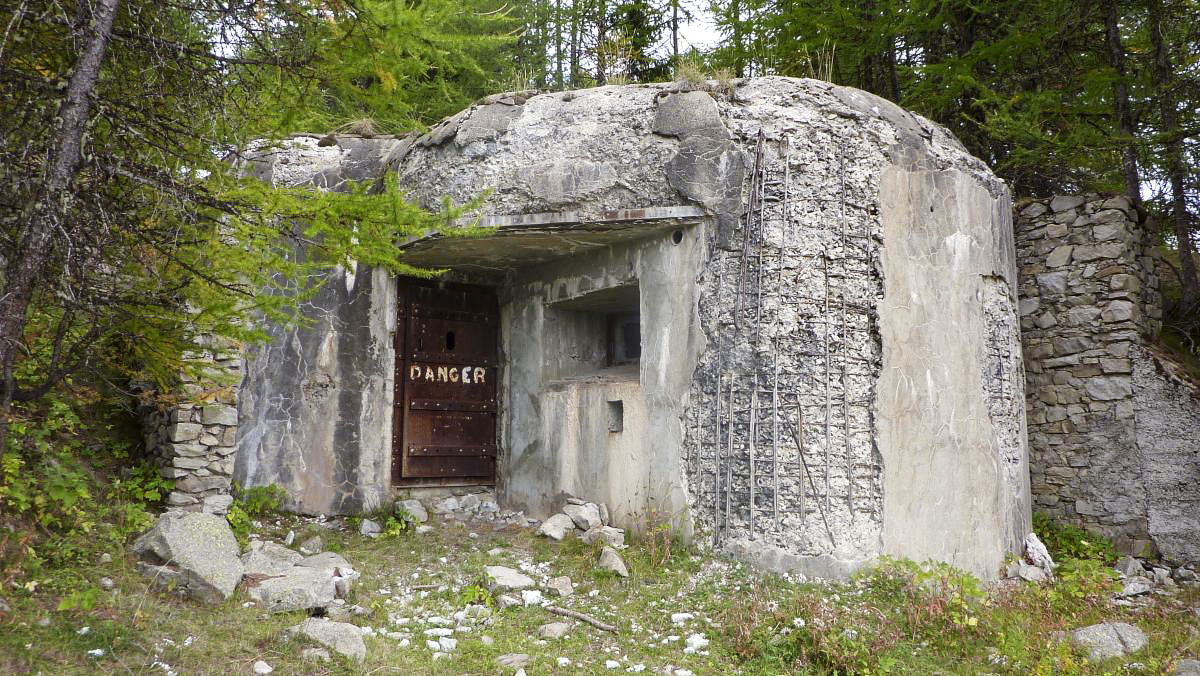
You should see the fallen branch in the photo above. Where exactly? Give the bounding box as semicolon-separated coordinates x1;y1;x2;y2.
546;605;619;633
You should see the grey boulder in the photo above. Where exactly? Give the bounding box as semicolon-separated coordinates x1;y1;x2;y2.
485;565;534;591
287;618;367;663
562;503;603;531
241;541;303;576
1070;621;1148;661
536;513;576;540
598;546;629;578
398;499;428;523
537;621;572;639
249;566;339;613
132;512;243;604
581;525;625;547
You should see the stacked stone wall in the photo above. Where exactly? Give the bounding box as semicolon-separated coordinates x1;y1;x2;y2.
141;336;243;511
1016;194;1165;553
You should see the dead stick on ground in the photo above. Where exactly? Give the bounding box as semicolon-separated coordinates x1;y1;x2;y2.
546;605;619;633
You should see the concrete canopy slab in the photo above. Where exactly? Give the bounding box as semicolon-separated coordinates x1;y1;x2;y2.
396;206;704;272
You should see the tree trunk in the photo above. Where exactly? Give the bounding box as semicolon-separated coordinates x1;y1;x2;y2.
595;0;607;84
1148;0;1198;313
570;0;580;84
1104;0;1142;209
555;0;564;89
0;0;120;442
671;0;679;62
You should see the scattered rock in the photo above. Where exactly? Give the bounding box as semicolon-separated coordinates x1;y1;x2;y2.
598;546;629;577
1174;567;1197;583
497;653;531;668
432;496;459;514
459;493;482;512
497;594;521;609
1177;658;1200;675
0;597;9;614
521;590;544;606
581;525;626;547
537;513;576;540
298;535;324;554
1023;532;1055;576
416;525;434;535
296;551;353;571
98;553;112;565
1117;578;1153;598
300;647;330;662
547;576;573;597
288;618;367;663
1017;564;1047;584
1114;555;1143;578
132;512;243;604
562;503;602;531
398;499;428;523
485;565;535;590
98;577;114;591
359;519;381;536
671;612;694;625
538;621;572;639
200;494;234;516
283;530;295;546
684;633;710;654
241;541;303;576
248;566;339;613
598;503;610;525
252;660;273;674
1070;621;1147;661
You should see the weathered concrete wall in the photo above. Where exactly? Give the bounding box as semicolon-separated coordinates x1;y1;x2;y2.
878;168;1027;579
496;221;707;532
388;77;1025;578
233;79;1026;578
1016;195;1200;562
233;137;401;514
1134;349;1200;562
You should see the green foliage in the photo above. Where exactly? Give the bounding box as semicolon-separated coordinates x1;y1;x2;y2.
458;582;494;608
226;483;287;546
255;0;517;134
1046;557;1120;614
233;483;288;517
1033;512;1118;564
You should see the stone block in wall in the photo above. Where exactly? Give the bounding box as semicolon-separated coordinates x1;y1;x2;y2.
168;422;203;442
202;404;238;426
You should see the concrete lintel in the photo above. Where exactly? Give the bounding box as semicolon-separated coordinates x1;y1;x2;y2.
397;206;706;271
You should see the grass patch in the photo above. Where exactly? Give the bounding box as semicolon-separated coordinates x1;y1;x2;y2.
1;510;1198;674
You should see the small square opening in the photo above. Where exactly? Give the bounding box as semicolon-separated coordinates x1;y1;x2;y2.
606;400;624;433
544;283;641;380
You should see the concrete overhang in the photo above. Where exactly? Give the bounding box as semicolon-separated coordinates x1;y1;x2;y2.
396;206;706;272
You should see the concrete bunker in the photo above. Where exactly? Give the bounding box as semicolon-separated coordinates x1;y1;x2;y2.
232;77;1030;579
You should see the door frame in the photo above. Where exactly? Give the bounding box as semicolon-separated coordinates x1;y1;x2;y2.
391;277;500;488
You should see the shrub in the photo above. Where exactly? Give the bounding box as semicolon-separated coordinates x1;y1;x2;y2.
1032;513;1117;564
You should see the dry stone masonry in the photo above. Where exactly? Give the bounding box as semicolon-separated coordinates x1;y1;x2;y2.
140;334;243;511
1016;195;1200;562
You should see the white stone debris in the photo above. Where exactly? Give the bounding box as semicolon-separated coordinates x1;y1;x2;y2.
251;660;272;674
684;633;709;654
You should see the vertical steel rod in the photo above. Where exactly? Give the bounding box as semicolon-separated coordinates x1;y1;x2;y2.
823;250;832;517
839;152;852;519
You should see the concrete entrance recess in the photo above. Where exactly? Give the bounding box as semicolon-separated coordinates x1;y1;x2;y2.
230;77;1030;579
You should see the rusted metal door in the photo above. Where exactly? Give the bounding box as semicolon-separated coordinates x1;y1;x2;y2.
393;279;498;484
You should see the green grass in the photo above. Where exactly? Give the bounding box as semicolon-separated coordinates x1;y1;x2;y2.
2;513;1198;674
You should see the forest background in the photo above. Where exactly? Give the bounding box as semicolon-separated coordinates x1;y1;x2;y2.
0;0;1197;587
